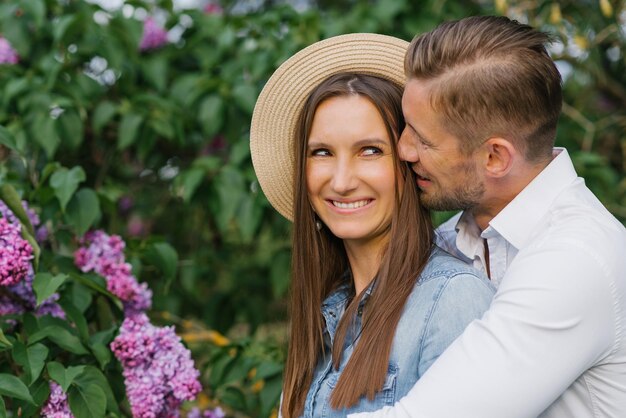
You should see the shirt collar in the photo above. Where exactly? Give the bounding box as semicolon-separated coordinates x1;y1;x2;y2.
454;210;484;260
488;147;577;249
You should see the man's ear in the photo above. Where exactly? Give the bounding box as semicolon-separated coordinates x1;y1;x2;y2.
482;137;516;178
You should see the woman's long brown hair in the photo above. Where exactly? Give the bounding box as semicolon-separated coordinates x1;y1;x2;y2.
281;73;433;417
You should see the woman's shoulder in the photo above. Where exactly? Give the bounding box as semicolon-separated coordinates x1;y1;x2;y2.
418;246;492;287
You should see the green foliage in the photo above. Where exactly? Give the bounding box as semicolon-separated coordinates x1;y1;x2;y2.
0;0;624;416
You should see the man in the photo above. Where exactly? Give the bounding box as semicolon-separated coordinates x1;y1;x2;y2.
350;15;626;418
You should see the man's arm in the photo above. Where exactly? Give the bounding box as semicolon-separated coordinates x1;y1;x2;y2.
350;242;616;418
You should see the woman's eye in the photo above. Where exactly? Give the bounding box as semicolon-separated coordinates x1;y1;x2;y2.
311;148;331;157
362;146;382;156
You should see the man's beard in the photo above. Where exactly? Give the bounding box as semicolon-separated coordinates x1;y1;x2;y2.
418;162;485;211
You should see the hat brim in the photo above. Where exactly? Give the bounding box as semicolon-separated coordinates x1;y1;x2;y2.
250;33;409;221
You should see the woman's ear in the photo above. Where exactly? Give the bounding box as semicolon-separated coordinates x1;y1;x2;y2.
482;137;516;178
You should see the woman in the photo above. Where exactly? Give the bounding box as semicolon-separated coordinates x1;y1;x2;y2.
250;34;494;418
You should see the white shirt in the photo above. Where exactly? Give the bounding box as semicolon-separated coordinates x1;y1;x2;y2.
350;148;626;418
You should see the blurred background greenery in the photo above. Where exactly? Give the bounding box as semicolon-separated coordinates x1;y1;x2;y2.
0;0;624;416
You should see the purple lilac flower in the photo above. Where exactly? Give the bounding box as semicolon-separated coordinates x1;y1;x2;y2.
0;200;46;243
111;313;202;418
0;217;33;286
0;266;65;319
0;200;63;319
188;406;226;418
0;36;19;65
41;381;73;418
74;230;152;314
118;195;134;214
139;17;168;51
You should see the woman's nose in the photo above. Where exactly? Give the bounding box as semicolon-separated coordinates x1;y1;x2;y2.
330;159;358;194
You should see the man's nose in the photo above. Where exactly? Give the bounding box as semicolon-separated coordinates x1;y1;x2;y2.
398;129;419;163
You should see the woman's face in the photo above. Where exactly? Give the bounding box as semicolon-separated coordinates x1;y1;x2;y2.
306;95;398;247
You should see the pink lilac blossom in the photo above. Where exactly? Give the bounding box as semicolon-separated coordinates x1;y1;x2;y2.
187;406;225;418
0;36;19;64
203;2;223;15
111;313;202;418
0;217;33;286
74;230;151;314
139;17;168;51
41;381;73;418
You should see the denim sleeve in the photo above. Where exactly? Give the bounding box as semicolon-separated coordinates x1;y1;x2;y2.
417;273;495;377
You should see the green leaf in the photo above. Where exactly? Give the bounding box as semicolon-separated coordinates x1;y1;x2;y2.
68;383;106;418
56;109;84;149
28;326;89;355
220;386;247;411
58;298;89;341
50;166;86;212
17;379;50;417
74;366;119;414
65;188;101;236
0;396;5;418
47;362;86;393
32;114;61;159
88;343;111;370
20;228;40;271
92;101;117;135
176;168;204;202
52;15;76;42
0;374;34;404
2;13;30;56
232;84;257;115
215;166;245;232
12;342;48;385
270;251;291;298
260;375;283;417
142;55;168;92
118;113;143;150
236;193;263;243
0;329;12;351
0;125;17;151
145;242;178;285
198;95;224;137
0;183;34;236
22;0;46;29
68;273;117;306
3;78;29;108
33;273;68;307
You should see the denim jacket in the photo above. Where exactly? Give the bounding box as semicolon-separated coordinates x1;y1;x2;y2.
300;247;495;417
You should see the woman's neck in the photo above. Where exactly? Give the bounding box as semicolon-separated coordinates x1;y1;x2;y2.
343;235;388;295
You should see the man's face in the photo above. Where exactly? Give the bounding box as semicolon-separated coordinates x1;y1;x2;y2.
399;79;485;211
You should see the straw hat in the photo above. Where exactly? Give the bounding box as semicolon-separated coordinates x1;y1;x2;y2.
250;33;409;221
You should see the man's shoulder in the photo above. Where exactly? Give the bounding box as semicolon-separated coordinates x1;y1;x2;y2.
539;182;625;247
